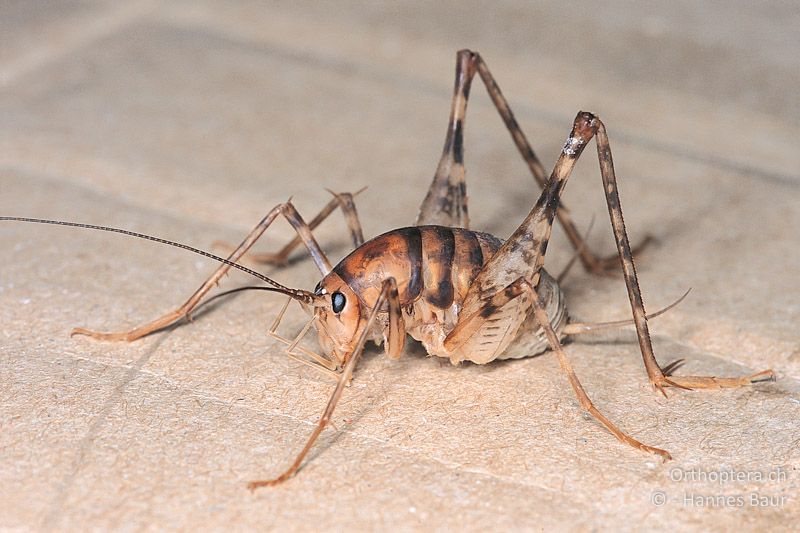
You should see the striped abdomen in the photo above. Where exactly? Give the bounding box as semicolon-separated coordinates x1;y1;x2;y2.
331;225;502;311
327;225;567;363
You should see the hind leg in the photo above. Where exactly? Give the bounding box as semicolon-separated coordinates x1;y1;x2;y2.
417;49;651;274
458;111;773;394
590;119;775;391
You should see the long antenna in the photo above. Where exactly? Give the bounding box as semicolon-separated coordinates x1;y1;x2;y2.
0;216;314;303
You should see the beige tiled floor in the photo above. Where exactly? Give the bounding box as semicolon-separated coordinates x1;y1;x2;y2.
1;2;798;530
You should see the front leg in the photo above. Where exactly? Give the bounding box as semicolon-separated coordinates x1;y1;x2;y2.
248;277;404;489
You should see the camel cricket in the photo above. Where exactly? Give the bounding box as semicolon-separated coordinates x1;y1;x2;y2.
1;50;775;489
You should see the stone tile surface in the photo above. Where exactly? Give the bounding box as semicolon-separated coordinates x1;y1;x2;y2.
1;2;798;531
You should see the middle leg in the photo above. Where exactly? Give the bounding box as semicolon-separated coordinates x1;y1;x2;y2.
528;282;672;459
72;201;332;342
216;189;366;266
442;276;669;459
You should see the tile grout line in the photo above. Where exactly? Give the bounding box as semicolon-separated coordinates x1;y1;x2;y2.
53;352;567;494
40;332;169;530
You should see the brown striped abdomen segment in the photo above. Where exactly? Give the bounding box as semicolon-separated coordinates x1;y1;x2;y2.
450;228;502;303
332;226;501;310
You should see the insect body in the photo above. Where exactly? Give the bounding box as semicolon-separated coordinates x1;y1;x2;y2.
1;49;775;490
316;226;565;366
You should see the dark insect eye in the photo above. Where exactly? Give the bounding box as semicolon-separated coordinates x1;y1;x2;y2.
331;291;346;314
